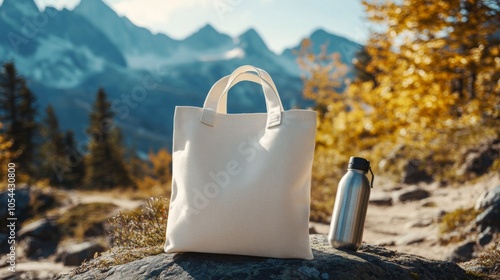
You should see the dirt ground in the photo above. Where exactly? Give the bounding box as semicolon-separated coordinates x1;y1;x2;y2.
313;173;500;260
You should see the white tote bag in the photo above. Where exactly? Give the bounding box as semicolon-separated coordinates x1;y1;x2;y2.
165;65;316;260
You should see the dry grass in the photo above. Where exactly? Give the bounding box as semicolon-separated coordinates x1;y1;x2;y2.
439;207;482;245
71;196;169;275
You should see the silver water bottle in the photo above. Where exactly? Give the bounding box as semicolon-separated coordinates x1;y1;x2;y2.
328;156;374;251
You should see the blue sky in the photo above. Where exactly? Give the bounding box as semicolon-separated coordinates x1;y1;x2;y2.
5;0;370;53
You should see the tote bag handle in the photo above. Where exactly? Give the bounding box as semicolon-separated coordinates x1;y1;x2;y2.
217;65;280;114
201;72;284;128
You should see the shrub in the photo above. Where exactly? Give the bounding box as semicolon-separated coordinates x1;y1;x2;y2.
108;196;169;248
72;197;169;275
477;241;500;276
439;207;481;244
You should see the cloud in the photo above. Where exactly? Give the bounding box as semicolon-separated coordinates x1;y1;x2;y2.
109;0;209;29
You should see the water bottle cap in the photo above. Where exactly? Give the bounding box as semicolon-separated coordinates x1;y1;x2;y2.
348;157;375;188
348;156;370;172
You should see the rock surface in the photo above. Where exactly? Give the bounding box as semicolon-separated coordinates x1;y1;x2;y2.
368;192;393;206
459;139;500;177
56;241;107;266
475;185;500;210
393;186;431;202
402;159;433;184
59;235;470;280
18;219;60;259
446;241;477;263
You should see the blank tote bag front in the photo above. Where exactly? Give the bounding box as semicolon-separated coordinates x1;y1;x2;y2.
165;65;316;260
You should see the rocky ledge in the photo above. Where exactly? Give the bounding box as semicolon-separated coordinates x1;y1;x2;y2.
59;235;470;280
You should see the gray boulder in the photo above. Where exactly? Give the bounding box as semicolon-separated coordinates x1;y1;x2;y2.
459;139;500;177
58;235;469;280
18;219;60;259
18;218;60;241
402;159;433;184
393;186;431;202
446;240;477;263
477;227;493;246
19;236;58;259
369;192;393;206
475;201;500;231
475;185;500;210
56;241;107;266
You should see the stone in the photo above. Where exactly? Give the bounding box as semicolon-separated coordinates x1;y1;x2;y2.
401;159;433;184
477;227;493;246
58;235;470;280
406;218;433;228
446;240;477;263
374;238;395;246
475;201;500;231
0;233;8;253
393;186;431;202
56;241;106;266
19;236;58;259
458;139;500;177
475;185;500;210
0;186;31;219
369;192;393;206
18;218;60;241
395;232;427;245
309;224;317;234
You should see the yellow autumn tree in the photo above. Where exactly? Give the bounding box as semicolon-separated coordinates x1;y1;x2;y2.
301;0;499;221
362;0;499;139
133;148;172;196
359;0;499;177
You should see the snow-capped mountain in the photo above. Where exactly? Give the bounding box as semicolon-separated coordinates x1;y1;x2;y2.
0;0;125;88
0;0;363;153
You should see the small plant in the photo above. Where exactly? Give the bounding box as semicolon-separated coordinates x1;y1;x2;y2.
440;207;480;243
477;242;500;276
71;197;169;275
108;196;168;248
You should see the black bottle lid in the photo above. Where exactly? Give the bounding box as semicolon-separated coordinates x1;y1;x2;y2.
348;156;370;172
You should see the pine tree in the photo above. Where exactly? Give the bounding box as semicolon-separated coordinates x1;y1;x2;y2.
40;105;66;186
63;130;85;188
0;62;38;180
0;122;14;180
84;88;134;189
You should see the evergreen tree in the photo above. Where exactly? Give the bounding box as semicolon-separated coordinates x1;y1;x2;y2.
84;89;134;189
0;122;13;180
40;105;66;186
352;47;377;86
63;130;85;188
0;62;38;180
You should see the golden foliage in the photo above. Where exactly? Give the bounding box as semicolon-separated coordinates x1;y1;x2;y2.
302;0;499;221
132;148;172;197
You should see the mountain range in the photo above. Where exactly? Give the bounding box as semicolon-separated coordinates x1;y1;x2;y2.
0;0;363;153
